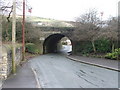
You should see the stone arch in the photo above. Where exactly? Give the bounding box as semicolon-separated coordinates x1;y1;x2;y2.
43;33;72;54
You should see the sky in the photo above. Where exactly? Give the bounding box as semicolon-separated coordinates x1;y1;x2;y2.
26;0;119;21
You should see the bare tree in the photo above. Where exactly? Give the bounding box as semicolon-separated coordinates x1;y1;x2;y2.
98;17;118;52
0;0;23;22
15;19;42;43
73;9;100;53
1;0;24;41
25;23;42;43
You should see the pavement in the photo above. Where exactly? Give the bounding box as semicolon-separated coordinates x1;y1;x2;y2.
2;61;38;88
67;55;119;72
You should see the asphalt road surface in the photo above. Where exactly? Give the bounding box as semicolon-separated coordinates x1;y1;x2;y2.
30;53;118;88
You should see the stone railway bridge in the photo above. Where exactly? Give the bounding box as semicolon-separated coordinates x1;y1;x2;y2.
35;26;75;54
0;26;77;80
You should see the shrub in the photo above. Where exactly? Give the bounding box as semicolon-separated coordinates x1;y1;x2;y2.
80;42;93;54
75;41;93;54
25;43;40;54
81;45;93;54
95;39;111;53
105;48;120;60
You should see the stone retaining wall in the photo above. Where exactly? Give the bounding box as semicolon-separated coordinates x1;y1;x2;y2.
0;46;22;80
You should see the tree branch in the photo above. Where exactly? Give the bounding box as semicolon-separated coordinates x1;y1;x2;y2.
6;5;13;22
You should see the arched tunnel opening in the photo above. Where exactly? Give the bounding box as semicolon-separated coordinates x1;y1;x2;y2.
43;34;72;54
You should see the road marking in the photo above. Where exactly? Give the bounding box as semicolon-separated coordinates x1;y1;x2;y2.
0;80;2;90
31;67;41;88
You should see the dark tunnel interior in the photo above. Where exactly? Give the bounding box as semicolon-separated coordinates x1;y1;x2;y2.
43;34;65;54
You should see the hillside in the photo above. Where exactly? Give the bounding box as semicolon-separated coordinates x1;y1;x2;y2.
25;16;74;27
1;15;74;27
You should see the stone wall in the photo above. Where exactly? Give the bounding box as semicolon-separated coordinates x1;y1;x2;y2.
0;46;22;80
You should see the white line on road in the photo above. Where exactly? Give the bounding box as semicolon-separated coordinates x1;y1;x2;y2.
31;67;41;88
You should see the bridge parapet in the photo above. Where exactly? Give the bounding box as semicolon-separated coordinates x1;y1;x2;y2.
37;26;74;40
